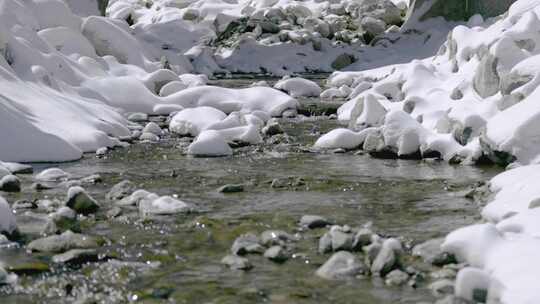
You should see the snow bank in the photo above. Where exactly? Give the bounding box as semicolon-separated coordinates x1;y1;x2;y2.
0;0;299;162
317;0;540;165
442;164;540;304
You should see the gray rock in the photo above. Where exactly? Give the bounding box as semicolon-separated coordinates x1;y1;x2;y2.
231;233;264;255
143;122;163;136
0;267;16;285
264;246;288;263
107;180;135;201
0;175;21;192
35;168;69;182
361;16;387;37
430;279;455;297
221;254;252;270
65;186;99;215
473;53;500;98
260;230;295;247
385;269;409;286
315;251;366;280
318;231;333;254
12;200;37;210
299;215;330;229
371;238;402;276
27;230;101;253
363;241;382;266
52;249;100;265
95;147;107;156
218;184;244;193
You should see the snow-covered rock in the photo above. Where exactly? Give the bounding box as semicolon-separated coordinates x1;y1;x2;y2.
274;77;322;98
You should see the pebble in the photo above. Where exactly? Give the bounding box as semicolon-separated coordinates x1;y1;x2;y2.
371;238;402;276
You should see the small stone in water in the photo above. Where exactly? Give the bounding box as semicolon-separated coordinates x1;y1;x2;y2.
218;184;244;193
0;175;21;192
316;251;366;280
264;246;288;263
52;249;100;265
221;255;252;270
299;215;330;229
128;113;148;122
231;233;264;255
65;186;99;215
385;269;409;286
107;180;135;201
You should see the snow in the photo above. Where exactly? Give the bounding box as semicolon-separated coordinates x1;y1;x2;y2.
169;107;227;136
187;130;233;157
274;77;322;98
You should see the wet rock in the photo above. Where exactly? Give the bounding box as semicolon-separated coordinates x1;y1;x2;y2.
65;186;99;215
352;228;374;249
262;119;284;137
27;230;101;253
264;246;288;263
319;226;354;253
49;207;79;233
218;184;244;193
316;251;366;280
31;182;54;191
12;199;37;210
299;215;330;229
385;269;409;286
128;112;148;122
139;195;193;216
35;168;69;182
430;279;455;297
231;233;264;255
260;230;295;247
221;255;253;270
80;174;102;184
371;238;402;276
7;261;49;275
363;240;382;266
0;175;21;192
412;238;456;266
107;180;136;201
107;207;123;218
52;249;101;265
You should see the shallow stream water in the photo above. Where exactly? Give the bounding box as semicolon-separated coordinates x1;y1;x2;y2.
0;78;501;303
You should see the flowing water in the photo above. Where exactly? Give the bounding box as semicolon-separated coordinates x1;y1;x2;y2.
0;78;501;303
